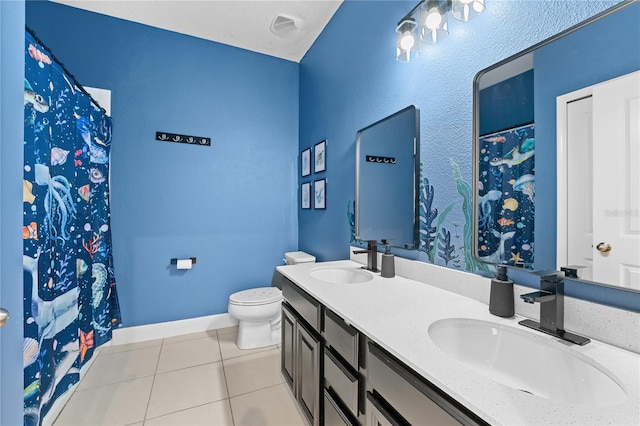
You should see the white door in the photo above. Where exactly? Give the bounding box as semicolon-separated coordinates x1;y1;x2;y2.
592;71;640;289
566;96;594;281
560;71;640;289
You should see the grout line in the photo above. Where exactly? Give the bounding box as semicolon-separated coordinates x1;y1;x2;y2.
219;334;236;425
142;338;164;423
226;380;286;400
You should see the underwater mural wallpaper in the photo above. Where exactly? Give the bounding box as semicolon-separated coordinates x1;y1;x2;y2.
348;160;493;275
477;124;535;267
23;31;121;425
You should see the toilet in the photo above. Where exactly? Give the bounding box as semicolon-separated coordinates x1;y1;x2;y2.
228;251;316;349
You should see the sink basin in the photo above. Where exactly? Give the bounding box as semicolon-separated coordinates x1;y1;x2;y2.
428;318;627;406
309;267;373;284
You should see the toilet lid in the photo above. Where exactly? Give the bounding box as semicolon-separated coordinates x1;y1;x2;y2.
229;287;282;306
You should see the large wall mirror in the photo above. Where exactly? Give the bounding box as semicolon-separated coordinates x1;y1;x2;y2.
473;0;640;291
356;105;420;250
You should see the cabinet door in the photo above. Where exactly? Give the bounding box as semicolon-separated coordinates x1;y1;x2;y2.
281;304;296;390
296;321;321;425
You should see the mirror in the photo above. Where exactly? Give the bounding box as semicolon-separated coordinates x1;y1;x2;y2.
473;1;640;291
356;105;420;249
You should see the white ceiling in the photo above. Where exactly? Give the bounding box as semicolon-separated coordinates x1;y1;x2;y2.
50;0;343;62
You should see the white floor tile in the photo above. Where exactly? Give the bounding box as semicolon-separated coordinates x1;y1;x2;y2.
144;400;233;425
230;383;306;426
216;326;239;336
163;329;218;344
54;376;153;426
218;331;276;360
156;336;222;373
223;349;283;397
78;346;160;390
146;362;228;419
99;339;163;356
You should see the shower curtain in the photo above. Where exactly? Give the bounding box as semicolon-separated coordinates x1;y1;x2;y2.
23;31;121;425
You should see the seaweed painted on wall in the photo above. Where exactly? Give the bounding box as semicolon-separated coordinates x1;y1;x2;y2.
350;160;492;274
23;31;121;425
450;159;493;275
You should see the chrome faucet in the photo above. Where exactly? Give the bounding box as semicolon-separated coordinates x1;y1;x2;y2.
353;240;379;272
519;271;590;345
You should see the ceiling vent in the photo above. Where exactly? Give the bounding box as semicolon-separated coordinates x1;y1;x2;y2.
270;14;300;38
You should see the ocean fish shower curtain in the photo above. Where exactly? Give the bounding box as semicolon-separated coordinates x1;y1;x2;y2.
23;30;121;425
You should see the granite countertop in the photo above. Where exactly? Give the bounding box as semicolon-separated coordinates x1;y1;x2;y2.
277;260;640;426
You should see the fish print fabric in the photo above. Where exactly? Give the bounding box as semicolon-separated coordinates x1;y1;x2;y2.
23;31;121;426
477;124;535;267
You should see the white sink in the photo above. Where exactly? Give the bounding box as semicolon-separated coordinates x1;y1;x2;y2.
428;318;627;406
309;267;374;284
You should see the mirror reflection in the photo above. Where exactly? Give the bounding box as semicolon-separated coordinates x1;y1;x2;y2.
473;1;640;291
356;106;420;249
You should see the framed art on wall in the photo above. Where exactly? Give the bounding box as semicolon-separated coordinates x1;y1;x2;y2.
301;182;311;209
314;140;326;173
302;148;311;177
314;178;326;209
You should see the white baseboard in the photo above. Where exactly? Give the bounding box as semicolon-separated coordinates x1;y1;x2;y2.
111;313;238;346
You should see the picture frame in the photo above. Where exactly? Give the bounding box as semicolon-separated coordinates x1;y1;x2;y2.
301;148;311;177
314;140;326;173
301;182;311;209
314;178;326;209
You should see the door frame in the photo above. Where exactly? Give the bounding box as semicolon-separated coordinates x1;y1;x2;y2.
557;85;595;270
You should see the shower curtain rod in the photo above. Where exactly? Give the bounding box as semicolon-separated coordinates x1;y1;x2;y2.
25;26;108;116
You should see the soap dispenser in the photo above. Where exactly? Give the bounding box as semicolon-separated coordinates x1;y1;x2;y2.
380;240;395;278
489;265;514;317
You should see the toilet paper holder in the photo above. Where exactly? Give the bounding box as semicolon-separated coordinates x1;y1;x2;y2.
171;257;197;265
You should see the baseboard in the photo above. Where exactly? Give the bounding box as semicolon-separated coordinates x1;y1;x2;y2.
111;312;238;346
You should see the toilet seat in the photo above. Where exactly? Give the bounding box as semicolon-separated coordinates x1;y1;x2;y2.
229;287;282;306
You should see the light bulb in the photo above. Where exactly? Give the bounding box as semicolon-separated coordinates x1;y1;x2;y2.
425;8;442;30
400;32;415;50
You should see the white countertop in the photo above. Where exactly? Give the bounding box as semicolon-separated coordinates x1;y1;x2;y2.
277;260;640;426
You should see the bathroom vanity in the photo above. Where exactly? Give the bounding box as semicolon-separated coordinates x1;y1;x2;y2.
277;259;640;426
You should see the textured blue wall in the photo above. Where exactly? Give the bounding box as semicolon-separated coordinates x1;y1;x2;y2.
26;2;300;327
300;0;639;310
1;2;27;424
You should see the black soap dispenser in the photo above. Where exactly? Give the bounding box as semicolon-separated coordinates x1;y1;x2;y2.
489;265;514;317
380;240;395;278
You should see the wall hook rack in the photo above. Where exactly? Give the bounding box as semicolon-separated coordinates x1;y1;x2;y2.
156;131;211;147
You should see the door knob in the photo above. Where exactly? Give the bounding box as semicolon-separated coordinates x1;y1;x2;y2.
596;242;612;253
0;308;9;328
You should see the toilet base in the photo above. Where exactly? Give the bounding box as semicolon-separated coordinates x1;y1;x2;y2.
237;320;281;350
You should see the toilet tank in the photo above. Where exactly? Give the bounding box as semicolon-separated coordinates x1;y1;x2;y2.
284;251;316;265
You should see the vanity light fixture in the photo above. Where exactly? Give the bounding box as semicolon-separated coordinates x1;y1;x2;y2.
420;1;449;44
395;0;486;62
396;18;419;62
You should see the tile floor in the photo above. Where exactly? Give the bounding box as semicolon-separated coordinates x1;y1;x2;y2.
53;327;307;426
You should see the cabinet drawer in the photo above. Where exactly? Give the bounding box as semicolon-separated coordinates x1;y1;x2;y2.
324;309;359;369
324;388;358;426
367;342;486;426
282;278;321;332
324;348;361;417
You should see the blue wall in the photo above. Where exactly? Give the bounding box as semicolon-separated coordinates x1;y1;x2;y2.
1;2;27;425
299;0;639;310
479;70;534;136
26;2;300;327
